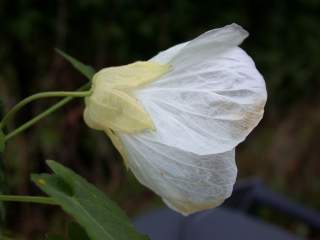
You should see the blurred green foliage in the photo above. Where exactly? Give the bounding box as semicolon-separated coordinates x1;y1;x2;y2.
0;0;320;239
0;100;7;235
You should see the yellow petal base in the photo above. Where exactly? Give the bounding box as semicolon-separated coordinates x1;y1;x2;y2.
105;129;129;167
84;61;170;165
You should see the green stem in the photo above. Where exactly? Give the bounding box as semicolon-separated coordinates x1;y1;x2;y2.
0;194;57;205
2;82;91;142
0;88;92;129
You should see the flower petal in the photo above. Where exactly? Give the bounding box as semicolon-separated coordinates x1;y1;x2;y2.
119;133;237;215
151;23;248;66
151;42;188;64
135;46;267;155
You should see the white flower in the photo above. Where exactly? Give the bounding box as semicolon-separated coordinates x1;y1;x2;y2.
84;23;267;215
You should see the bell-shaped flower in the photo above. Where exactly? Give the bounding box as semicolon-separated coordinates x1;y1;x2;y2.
84;23;267;215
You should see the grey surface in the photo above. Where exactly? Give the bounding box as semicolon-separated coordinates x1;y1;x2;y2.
134;207;302;240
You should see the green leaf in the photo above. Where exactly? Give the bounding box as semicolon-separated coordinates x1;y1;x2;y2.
55;49;95;80
68;222;90;240
31;160;148;240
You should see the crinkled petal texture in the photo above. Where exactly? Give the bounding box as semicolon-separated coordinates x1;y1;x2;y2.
117;24;267;215
120;135;236;215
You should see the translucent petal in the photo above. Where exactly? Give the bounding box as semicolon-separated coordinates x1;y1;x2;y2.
134;47;267;155
151;42;188;64
119;133;237;215
151;23;248;67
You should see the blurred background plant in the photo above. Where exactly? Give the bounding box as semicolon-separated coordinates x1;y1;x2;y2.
0;0;320;239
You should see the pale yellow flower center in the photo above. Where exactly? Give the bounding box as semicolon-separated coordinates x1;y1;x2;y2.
83;61;170;166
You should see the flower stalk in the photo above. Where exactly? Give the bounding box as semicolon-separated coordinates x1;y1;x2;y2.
0;82;91;142
0;194;57;205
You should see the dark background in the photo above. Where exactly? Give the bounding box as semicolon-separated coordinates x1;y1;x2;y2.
0;0;320;239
